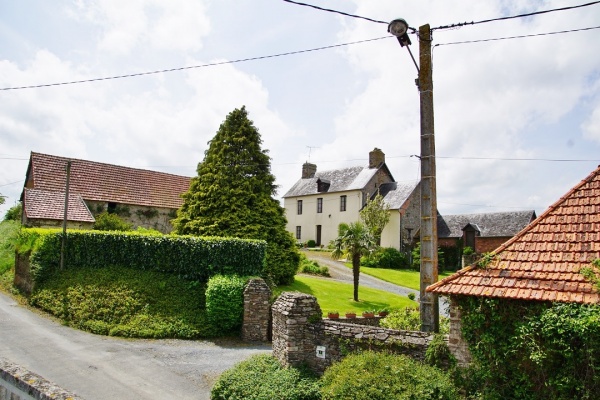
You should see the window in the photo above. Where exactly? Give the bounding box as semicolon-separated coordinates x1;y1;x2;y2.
297;200;303;215
107;202;117;214
317;198;323;213
340;195;347;212
296;226;301;240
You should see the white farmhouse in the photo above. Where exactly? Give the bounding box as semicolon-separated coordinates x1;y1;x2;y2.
283;148;421;250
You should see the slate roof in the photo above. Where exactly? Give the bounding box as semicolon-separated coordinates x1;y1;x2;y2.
23;152;192;209
438;210;537;238
378;181;419;210
427;165;600;304
283;166;378;197
23;188;95;223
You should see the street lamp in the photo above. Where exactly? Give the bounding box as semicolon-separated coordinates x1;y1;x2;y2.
388;19;419;72
388;20;439;333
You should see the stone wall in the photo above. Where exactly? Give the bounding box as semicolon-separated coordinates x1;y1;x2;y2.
448;297;472;366
242;278;271;342
272;292;436;375
0;358;83;400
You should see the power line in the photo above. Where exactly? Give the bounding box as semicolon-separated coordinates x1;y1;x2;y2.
433;1;600;31
0;36;388;91
435;25;600;47
281;0;388;25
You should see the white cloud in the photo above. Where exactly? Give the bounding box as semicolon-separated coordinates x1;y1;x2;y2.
70;0;210;54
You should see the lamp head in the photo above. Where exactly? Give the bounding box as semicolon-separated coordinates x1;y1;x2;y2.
388;18;412;47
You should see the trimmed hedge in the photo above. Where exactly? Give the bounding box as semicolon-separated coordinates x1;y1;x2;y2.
206;274;249;334
17;228;266;284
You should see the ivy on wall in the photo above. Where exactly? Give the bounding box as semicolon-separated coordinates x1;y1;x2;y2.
456;295;600;399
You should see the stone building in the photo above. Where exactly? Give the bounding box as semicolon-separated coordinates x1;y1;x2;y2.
20;152;191;233
282;148;421;249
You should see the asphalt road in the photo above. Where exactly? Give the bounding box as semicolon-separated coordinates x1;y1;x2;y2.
0;292;271;400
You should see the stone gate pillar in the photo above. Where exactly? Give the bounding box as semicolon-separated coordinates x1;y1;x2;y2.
242;278;271;342
271;292;322;368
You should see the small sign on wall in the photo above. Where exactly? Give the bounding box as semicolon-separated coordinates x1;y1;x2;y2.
316;345;326;359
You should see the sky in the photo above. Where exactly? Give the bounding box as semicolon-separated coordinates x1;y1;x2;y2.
1;0;599;220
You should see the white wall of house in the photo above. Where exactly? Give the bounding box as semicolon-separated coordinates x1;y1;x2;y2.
284;190;363;246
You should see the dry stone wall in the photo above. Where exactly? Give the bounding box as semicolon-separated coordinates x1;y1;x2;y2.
242;278;271;342
272;292;437;375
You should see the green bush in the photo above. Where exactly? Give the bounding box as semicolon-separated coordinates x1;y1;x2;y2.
425;333;456;370
211;354;321;400
306;239;317;248
0;220;20;276
298;254;330;277
3;203;22;222
320;351;460;400
361;247;407;269
16;228;266;285
29;265;209;338
381;307;449;334
93;212;132;231
205;275;249;334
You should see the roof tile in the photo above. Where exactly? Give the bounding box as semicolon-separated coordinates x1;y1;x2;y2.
427;165;600;304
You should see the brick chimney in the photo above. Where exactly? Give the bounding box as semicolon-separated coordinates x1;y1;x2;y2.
369;148;385;168
302;162;317;179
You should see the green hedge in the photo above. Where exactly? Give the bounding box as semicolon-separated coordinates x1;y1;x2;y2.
17;228;266;284
211;354;321;400
320;351;460;400
206;274;249;334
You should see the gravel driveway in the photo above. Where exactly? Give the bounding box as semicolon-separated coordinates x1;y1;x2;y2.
0;292;270;400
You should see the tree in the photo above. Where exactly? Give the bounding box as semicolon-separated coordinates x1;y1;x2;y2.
172;106;299;284
359;193;390;245
3;203;22;222
331;221;375;301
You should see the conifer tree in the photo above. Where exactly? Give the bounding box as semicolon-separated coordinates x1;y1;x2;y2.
173;107;299;284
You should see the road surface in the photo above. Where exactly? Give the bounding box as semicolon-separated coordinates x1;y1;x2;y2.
0;292;270;400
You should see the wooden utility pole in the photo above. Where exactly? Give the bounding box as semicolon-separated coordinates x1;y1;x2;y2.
60;160;71;270
418;24;439;332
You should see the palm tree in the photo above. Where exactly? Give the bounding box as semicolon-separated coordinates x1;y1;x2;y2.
331;221;375;301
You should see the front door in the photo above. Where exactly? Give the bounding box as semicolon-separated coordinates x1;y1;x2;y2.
316;225;322;247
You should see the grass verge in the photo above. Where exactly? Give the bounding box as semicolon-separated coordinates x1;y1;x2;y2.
355;266;454;291
276;274;416;315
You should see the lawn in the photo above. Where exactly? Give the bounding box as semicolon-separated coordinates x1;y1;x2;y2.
276;274;416;316
357;266;454;291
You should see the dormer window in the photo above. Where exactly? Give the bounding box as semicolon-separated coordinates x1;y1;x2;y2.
317;178;330;193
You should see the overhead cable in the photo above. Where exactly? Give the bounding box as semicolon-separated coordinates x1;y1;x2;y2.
0;37;388;91
433;0;600;31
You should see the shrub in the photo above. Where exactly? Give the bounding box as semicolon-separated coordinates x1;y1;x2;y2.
205;275;249;334
93;212;133;231
381;307;449;334
298;254;330;276
425;333;456;370
29;265;209;339
306;239;317;248
3;203;22;221
0;220;20;276
320;351;460;400
361;247;407;269
211;354;321;400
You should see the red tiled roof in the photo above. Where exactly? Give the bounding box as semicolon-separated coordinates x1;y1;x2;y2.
25;152;192;209
427;165;600;304
23;188;95;223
